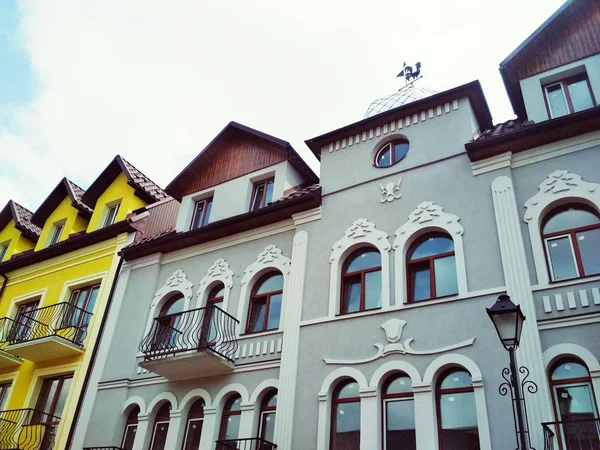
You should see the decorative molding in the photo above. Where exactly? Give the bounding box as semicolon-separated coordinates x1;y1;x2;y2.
323;319;475;365
328;219;391;316
380;177;402;203
540;286;600;314
524;171;600;287
393;202;467;305
196;258;234;310
233;338;283;360
152;269;193;309
292;207;322;226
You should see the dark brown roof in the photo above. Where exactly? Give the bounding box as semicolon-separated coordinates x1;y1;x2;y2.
0;201;41;242
132;197;179;245
473;119;534;142
81;155;168;208
271;184;321;204
30;178;93;227
306;80;493;159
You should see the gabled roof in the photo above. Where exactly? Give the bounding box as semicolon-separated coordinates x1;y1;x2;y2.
166;121;319;200
30;178;93;227
81;155;168;208
0;201;41;242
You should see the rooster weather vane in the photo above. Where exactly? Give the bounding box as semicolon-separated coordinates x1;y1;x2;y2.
397;61;422;85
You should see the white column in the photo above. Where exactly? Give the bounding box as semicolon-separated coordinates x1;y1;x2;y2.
132;414;152;450
472;380;493;450
273;230;309;449
238;402;256;439
359;388;379;450
316;393;329;450
412;384;436;450
491;175;553;448
198;407;218;450
164;410;184;449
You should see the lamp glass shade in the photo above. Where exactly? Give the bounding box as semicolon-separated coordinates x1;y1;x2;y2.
487;295;525;350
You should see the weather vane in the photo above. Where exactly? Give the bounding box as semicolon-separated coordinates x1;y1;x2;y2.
397;61;422;86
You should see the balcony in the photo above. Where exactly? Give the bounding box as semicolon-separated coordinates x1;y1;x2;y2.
0;408;60;450
5;303;92;362
139;305;239;380
543;418;600;450
216;438;277;450
0;318;23;369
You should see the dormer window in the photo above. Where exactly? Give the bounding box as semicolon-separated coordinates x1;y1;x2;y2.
374;139;410;168
0;242;9;262
103;202;120;227
250;178;274;211
191;197;213;230
48;221;65;246
544;74;595;119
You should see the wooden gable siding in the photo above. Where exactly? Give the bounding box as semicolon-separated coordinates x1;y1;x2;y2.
511;2;600;80
179;135;288;197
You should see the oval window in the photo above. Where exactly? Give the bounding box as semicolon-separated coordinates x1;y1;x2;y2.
374;139;409;168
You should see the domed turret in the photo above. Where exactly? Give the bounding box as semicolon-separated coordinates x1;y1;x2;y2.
364;83;437;119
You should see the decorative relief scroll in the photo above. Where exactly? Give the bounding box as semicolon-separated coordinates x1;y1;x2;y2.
152;269;193;308
380;177;402;203
330;218;390;263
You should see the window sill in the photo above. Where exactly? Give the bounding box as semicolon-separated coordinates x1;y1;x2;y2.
335;307;382;317
532;274;600;292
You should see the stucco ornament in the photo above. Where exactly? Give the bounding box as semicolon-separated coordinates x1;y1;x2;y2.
241;245;291;286
380;177;402;203
199;258;234;290
323;318;475;365
152;269;193;308
330;219;390;263
393;202;463;244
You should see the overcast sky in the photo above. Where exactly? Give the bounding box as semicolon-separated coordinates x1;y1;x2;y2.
0;0;566;211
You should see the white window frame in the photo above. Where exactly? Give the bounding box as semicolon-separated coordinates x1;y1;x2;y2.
190;197;213;230
149;420;170;450
544;234;580;281
182;417;204;449
48;220;65;247
0;241;9;262
382;396;415;449
103;201;121;227
544;82;569;119
120;423;138;449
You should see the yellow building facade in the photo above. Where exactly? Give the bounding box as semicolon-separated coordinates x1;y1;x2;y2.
0;156;166;450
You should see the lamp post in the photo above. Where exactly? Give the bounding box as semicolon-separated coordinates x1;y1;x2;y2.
487;294;537;450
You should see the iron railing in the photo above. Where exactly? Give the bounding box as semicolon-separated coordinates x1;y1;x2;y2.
7;302;92;347
139;305;239;363
542;418;600;450
216;438;277;450
0;408;60;450
0;317;20;344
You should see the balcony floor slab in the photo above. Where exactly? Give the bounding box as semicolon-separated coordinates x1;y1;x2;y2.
139;350;234;380
0;349;22;368
6;336;83;362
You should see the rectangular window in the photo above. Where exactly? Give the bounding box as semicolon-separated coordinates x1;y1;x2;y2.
544;74;595;119
0;382;11;410
48;222;65;246
149;421;169;450
121;424;137;450
11;300;40;342
35;374;73;423
103;203;120;227
190;197;213;230
0;242;9;262
64;284;101;343
250;178;274;211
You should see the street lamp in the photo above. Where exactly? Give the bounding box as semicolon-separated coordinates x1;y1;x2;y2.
487;294;537;450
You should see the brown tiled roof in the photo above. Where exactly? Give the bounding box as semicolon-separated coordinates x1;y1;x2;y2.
473;119;534;142
271;184;322;204
31;178;93;227
65;179;93;215
120;156;169;203
1;201;42;242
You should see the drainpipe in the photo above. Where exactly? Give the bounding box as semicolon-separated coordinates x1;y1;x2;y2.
65;256;124;450
0;273;8;303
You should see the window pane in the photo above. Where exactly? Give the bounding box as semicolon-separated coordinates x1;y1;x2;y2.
547;84;569;118
440;370;472;389
410;236;454;260
332;401;360;450
377;144;392;167
434;256;458;297
38;380;60;414
222;415;240;440
202;200;212;227
543;208;600;234
0;383;10;410
53;377;72;418
122;425;137;450
251;183;265;211
162;296;185;316
386;376;413;395
346;250;381;272
577;228;600;276
568;79;594;112
393;141;409;163
385;400;416;450
208;284;225;299
266;293;282;330
265;179;274;205
364;270;382;310
547;236;578;281
261;412;276;443
440;392;480;449
337;381;360;400
191;202;205;229
410;266;430;301
150;422;169;450
342;277;361;313
183;419;203;450
247;298;266;332
556;385;596;417
255;273;284;294
552;361;589;380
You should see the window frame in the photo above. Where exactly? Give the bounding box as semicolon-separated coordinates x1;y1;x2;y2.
245;272;283;334
201;284;224;346
373;139;410;168
340;247;382;315
121;406;139;450
34;373;73;424
0;241;9;262
190;197;213;230
543;73;596;119
0;381;11;410
381;374;415;450
249;178;275;211
48;221;65;246
541;205;600;282
330;380;361;450
182;399;205;450
149;404;171;450
103;202;121;227
219;394;242;441
258;390;278;442
406;233;457;302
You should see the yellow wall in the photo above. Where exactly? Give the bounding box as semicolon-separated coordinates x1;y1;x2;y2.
0;220;35;262
87;173;146;232
34;197;89;251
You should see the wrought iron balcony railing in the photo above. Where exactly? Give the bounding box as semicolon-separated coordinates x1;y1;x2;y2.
0;408;60;450
542;418;600;450
7;302;92;347
0;317;19;345
139;305;239;362
216;437;278;450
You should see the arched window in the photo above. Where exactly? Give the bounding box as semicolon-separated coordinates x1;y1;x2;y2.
374;139;410;168
436;369;480;450
330;380;360;450
542;205;600;281
202;284;225;346
383;374;415;450
149;403;171;450
219;394;242;441
550;359;600;448
341;248;382;314
246;273;283;333
259;390;278;443
182;399;205;450
121;406;139;450
153;294;185;350
407;234;458;302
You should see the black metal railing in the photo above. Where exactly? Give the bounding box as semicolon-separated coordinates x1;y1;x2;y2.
542;418;600;450
0;408;60;450
139;305;239;362
0;318;21;355
216;438;277;450
7;302;92;347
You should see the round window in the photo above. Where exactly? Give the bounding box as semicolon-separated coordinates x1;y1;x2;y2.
374;139;409;168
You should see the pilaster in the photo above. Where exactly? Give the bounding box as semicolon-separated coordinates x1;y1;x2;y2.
359;388;379;450
198;407;217;450
412;384;436;450
164;410;184;449
238;402;256;439
132;414;151;450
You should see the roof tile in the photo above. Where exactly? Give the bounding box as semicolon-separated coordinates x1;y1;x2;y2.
120;157;169;203
11;201;42;239
474;118;534;142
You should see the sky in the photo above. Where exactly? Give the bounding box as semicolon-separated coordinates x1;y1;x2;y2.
0;0;566;211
